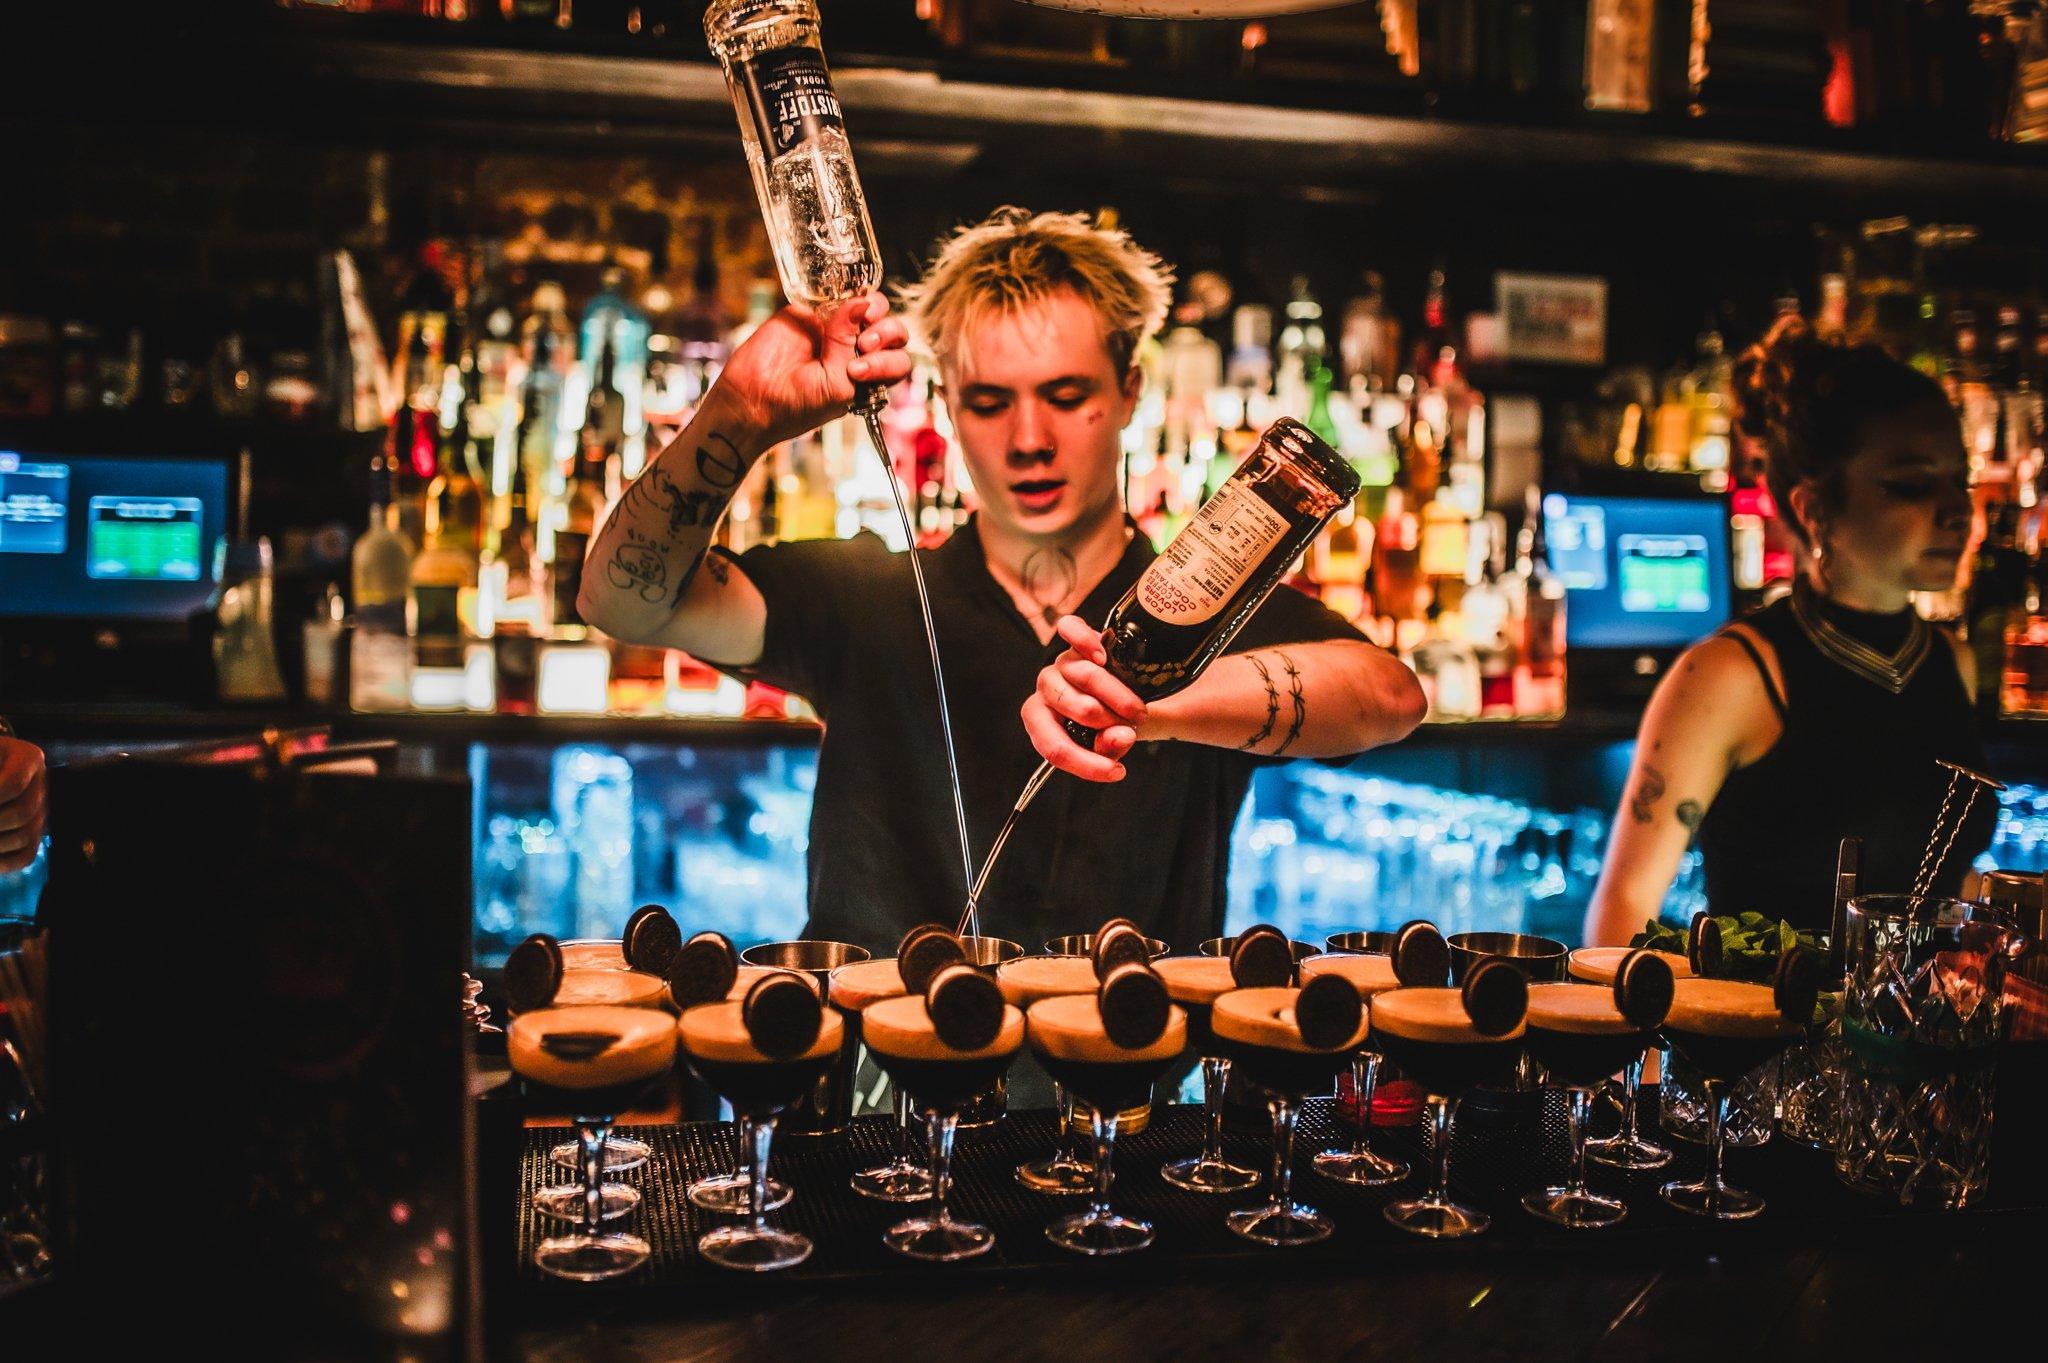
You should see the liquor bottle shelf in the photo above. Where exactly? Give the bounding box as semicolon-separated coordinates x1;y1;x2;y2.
43;16;2048;201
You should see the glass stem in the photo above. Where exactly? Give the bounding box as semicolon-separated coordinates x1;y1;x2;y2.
1427;1093;1455;1205
748;1113;776;1235
579;1118;611;1237
893;1087;915;1160
1351;1052;1382;1159
1053;1084;1077;1162
1619;1054;1644;1143
1267;1097;1300;1212
926;1109;958;1226
1566;1086;1593;1195
1089;1104;1117;1222
1202;1056;1230;1163
737;1113;756;1184
1706;1084;1729;1216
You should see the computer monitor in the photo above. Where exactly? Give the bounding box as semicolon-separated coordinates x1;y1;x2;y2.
1544;492;1732;652
0;450;230;620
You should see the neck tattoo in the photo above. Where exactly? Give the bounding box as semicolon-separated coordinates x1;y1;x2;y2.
1020;546;1079;627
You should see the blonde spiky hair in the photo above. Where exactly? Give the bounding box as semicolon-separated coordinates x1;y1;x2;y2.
898;206;1174;376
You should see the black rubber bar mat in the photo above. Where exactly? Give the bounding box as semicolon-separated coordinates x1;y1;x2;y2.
509;1092;2044;1302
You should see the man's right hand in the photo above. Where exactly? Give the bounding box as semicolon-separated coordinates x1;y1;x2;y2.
0;736;48;874
713;290;912;449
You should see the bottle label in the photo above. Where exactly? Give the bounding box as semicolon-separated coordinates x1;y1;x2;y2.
1135;478;1291;626
738;44;845;159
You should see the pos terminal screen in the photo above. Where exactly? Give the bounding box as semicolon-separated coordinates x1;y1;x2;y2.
1544;493;1731;649
0;452;227;619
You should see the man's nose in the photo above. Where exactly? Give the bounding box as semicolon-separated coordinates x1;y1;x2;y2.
1009;399;1053;463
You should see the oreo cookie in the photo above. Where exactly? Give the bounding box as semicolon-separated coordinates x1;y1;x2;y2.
537;1030;619;1062
667;930;739;1008
1098;962;1171;1050
623;904;683;976
1294;973;1364;1051
504;934;564;1014
1092;922;1152;980
1230;925;1294;988
1391;920;1450;988
898;924;967;995
742;970;825;1060
1611;949;1676;1030
1773;945;1821;1025
927;963;1006;1052
1687;912;1723;978
1460;958;1529;1037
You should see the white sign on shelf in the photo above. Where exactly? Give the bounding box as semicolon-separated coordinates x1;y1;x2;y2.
1496;272;1608;367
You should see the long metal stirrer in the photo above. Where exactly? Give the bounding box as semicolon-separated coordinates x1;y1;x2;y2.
858;405;977;928
956;759;1057;937
1910;760;2004;900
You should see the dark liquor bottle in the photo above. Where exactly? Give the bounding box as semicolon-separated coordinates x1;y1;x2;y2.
1969;500;2028;718
1066;418;1361;749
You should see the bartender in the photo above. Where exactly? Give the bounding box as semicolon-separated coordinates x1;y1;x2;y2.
0;718;48;874
1585;315;1993;944
581;207;1424;951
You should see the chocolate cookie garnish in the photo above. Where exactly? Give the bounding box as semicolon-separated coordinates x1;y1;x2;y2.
898;925;967;995
927;963;1005;1051
622;904;683;976
1294;973;1364;1051
743;970;824;1060
1098;962;1171;1050
1773;945;1821;1025
1687;912;1723;978
1612;949;1676;1030
1391;920;1450;988
1460;958;1529;1037
1092;922;1152;980
667;930;739;1008
538;1030;619;1062
1230;926;1294;988
504;934;564;1014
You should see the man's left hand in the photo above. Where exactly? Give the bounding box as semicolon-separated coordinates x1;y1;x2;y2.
0;737;48;874
1020;615;1148;783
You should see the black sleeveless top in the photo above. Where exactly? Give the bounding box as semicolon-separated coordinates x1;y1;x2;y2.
1696;588;1995;931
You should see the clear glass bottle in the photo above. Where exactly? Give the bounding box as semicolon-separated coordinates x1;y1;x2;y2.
704;0;882;312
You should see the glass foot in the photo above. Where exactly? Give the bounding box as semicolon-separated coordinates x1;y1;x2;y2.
1659;1177;1764;1220
1522;1186;1628;1229
1227;1201;1333;1247
533;1229;649;1281
884;1215;995;1262
1311;1147;1410;1188
1046;1209;1153;1256
850;1160;933;1203
1586;1134;1672;1172
532;1181;638;1223
1016;1152;1099;1195
1384;1194;1491;1239
697;1224;813;1272
1161;1154;1261;1194
687;1171;792;1215
552;1135;649;1174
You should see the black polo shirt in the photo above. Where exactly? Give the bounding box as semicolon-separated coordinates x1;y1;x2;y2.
726;515;1367;956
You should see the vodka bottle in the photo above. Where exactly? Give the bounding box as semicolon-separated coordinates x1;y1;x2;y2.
704;0;882;312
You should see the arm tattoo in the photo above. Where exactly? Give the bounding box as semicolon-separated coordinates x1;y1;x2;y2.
604;528;670;603
1676;799;1704;836
1273;651;1307;757
1630;765;1667;825
1240;654;1280;751
703;553;731;585
695;433;745;488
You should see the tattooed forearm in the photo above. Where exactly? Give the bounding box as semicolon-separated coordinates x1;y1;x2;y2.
1677;799;1704;834
703;552;731;585
604;528;671;603
1629;765;1667;825
1273;651;1307;757
1241;654;1280;751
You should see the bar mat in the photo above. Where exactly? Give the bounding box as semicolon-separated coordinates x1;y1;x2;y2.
509;1093;2039;1300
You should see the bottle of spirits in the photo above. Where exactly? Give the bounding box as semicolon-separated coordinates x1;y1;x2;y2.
1373;485;1425;626
1062;418;1360;749
1969;500;2029;718
552;370;618;634
351;449;415;712
1519;491;1567;701
704;0;882;311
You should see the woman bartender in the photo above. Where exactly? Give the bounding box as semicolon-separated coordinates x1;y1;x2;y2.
1584;316;1993;944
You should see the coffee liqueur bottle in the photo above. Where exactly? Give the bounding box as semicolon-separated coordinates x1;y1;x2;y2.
704;0;882;312
1066;418;1361;748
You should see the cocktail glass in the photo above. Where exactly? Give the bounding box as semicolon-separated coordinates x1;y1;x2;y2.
1520;983;1661;1228
999;954;1108;1194
682;965;796;1214
828;957;932;1203
545;942;654;1176
1152;955;1262;1193
1372;987;1526;1238
1569;946;1686;1171
522;968;667;1217
1299;953;1408;1187
1658;978;1802;1219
